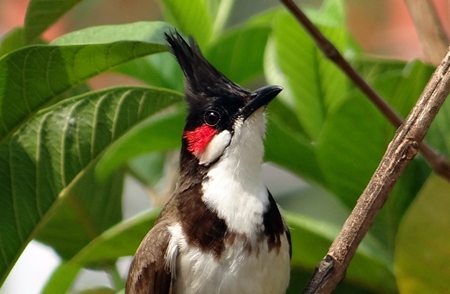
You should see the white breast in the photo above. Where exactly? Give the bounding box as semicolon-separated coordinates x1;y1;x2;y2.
167;223;290;294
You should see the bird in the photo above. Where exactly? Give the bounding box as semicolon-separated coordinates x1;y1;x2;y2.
125;31;291;294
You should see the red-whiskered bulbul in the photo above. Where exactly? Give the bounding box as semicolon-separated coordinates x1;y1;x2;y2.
125;31;291;294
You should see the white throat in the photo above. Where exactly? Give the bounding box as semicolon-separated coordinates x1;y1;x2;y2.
201;109;268;238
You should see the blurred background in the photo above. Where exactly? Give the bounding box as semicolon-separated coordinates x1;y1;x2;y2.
0;0;449;293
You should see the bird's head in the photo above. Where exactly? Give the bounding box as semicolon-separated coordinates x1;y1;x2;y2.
166;31;282;171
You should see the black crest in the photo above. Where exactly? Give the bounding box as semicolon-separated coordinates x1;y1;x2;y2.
165;31;250;106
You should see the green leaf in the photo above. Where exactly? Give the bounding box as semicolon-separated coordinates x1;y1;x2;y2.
158;0;213;47
128;153;167;187
265;116;324;185
266;10;349;140
395;174;450;293
317;60;433;207
285;212;396;293
35;166;124;260
304;0;345;27
79;288;116;294
96;105;184;180
0;41;167;141
24;0;83;43
317;93;391;206
51;22;173;45
208;0;235;36
0;86;181;284
50;22;179;89
316;61;433;250
425;72;450;158
0;28;26;57
113;52;184;91
42;210;160;294
206;24;271;86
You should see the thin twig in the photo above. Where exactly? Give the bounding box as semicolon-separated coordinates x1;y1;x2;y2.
280;0;450;181
303;46;450;294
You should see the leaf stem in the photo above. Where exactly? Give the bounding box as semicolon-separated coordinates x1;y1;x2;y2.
106;263;125;291
212;0;235;37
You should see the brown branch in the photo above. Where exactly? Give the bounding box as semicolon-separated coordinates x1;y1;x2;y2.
303;47;450;293
280;0;450;181
405;0;449;66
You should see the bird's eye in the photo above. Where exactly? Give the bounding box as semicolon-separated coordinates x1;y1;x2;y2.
204;111;220;126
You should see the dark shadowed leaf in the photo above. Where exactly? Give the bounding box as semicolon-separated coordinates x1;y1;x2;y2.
96;105;184;180
35;166;125;260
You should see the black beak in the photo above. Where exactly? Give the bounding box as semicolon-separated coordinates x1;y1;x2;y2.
241;85;283;120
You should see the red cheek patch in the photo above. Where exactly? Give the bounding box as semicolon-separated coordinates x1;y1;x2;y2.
183;124;217;155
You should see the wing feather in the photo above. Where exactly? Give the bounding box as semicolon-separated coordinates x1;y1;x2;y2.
126;222;174;294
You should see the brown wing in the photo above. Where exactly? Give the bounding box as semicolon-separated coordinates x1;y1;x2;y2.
126;222;174;294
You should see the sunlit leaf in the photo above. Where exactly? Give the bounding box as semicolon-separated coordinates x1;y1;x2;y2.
395;174;450;293
267;10;349;140
51;22;173;45
206;24;271;86
51;22;182;90
0;41;167;140
158;0;213;47
316;60;433;250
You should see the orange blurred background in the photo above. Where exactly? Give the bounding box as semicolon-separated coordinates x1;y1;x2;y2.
1;0;449;61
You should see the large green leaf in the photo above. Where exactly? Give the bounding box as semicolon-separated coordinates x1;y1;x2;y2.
0;86;182;284
205;22;271;86
316;60;433;206
266;9;349;141
158;0;213;47
265;116;324;185
35;166;125;260
316;61;433;251
113;52;184;91
395;174;450;293
0;41;167;141
286;213;396;292
42;210;161;294
96;105;184;180
317;92;392;206
51;22;173;45
24;0;83;43
0;28;26;57
50;21;183;92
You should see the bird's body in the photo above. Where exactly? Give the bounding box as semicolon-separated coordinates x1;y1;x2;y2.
126;32;291;294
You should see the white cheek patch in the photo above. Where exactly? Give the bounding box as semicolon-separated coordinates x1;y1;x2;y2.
198;130;231;165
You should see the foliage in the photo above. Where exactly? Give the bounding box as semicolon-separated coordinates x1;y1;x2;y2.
0;0;449;293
